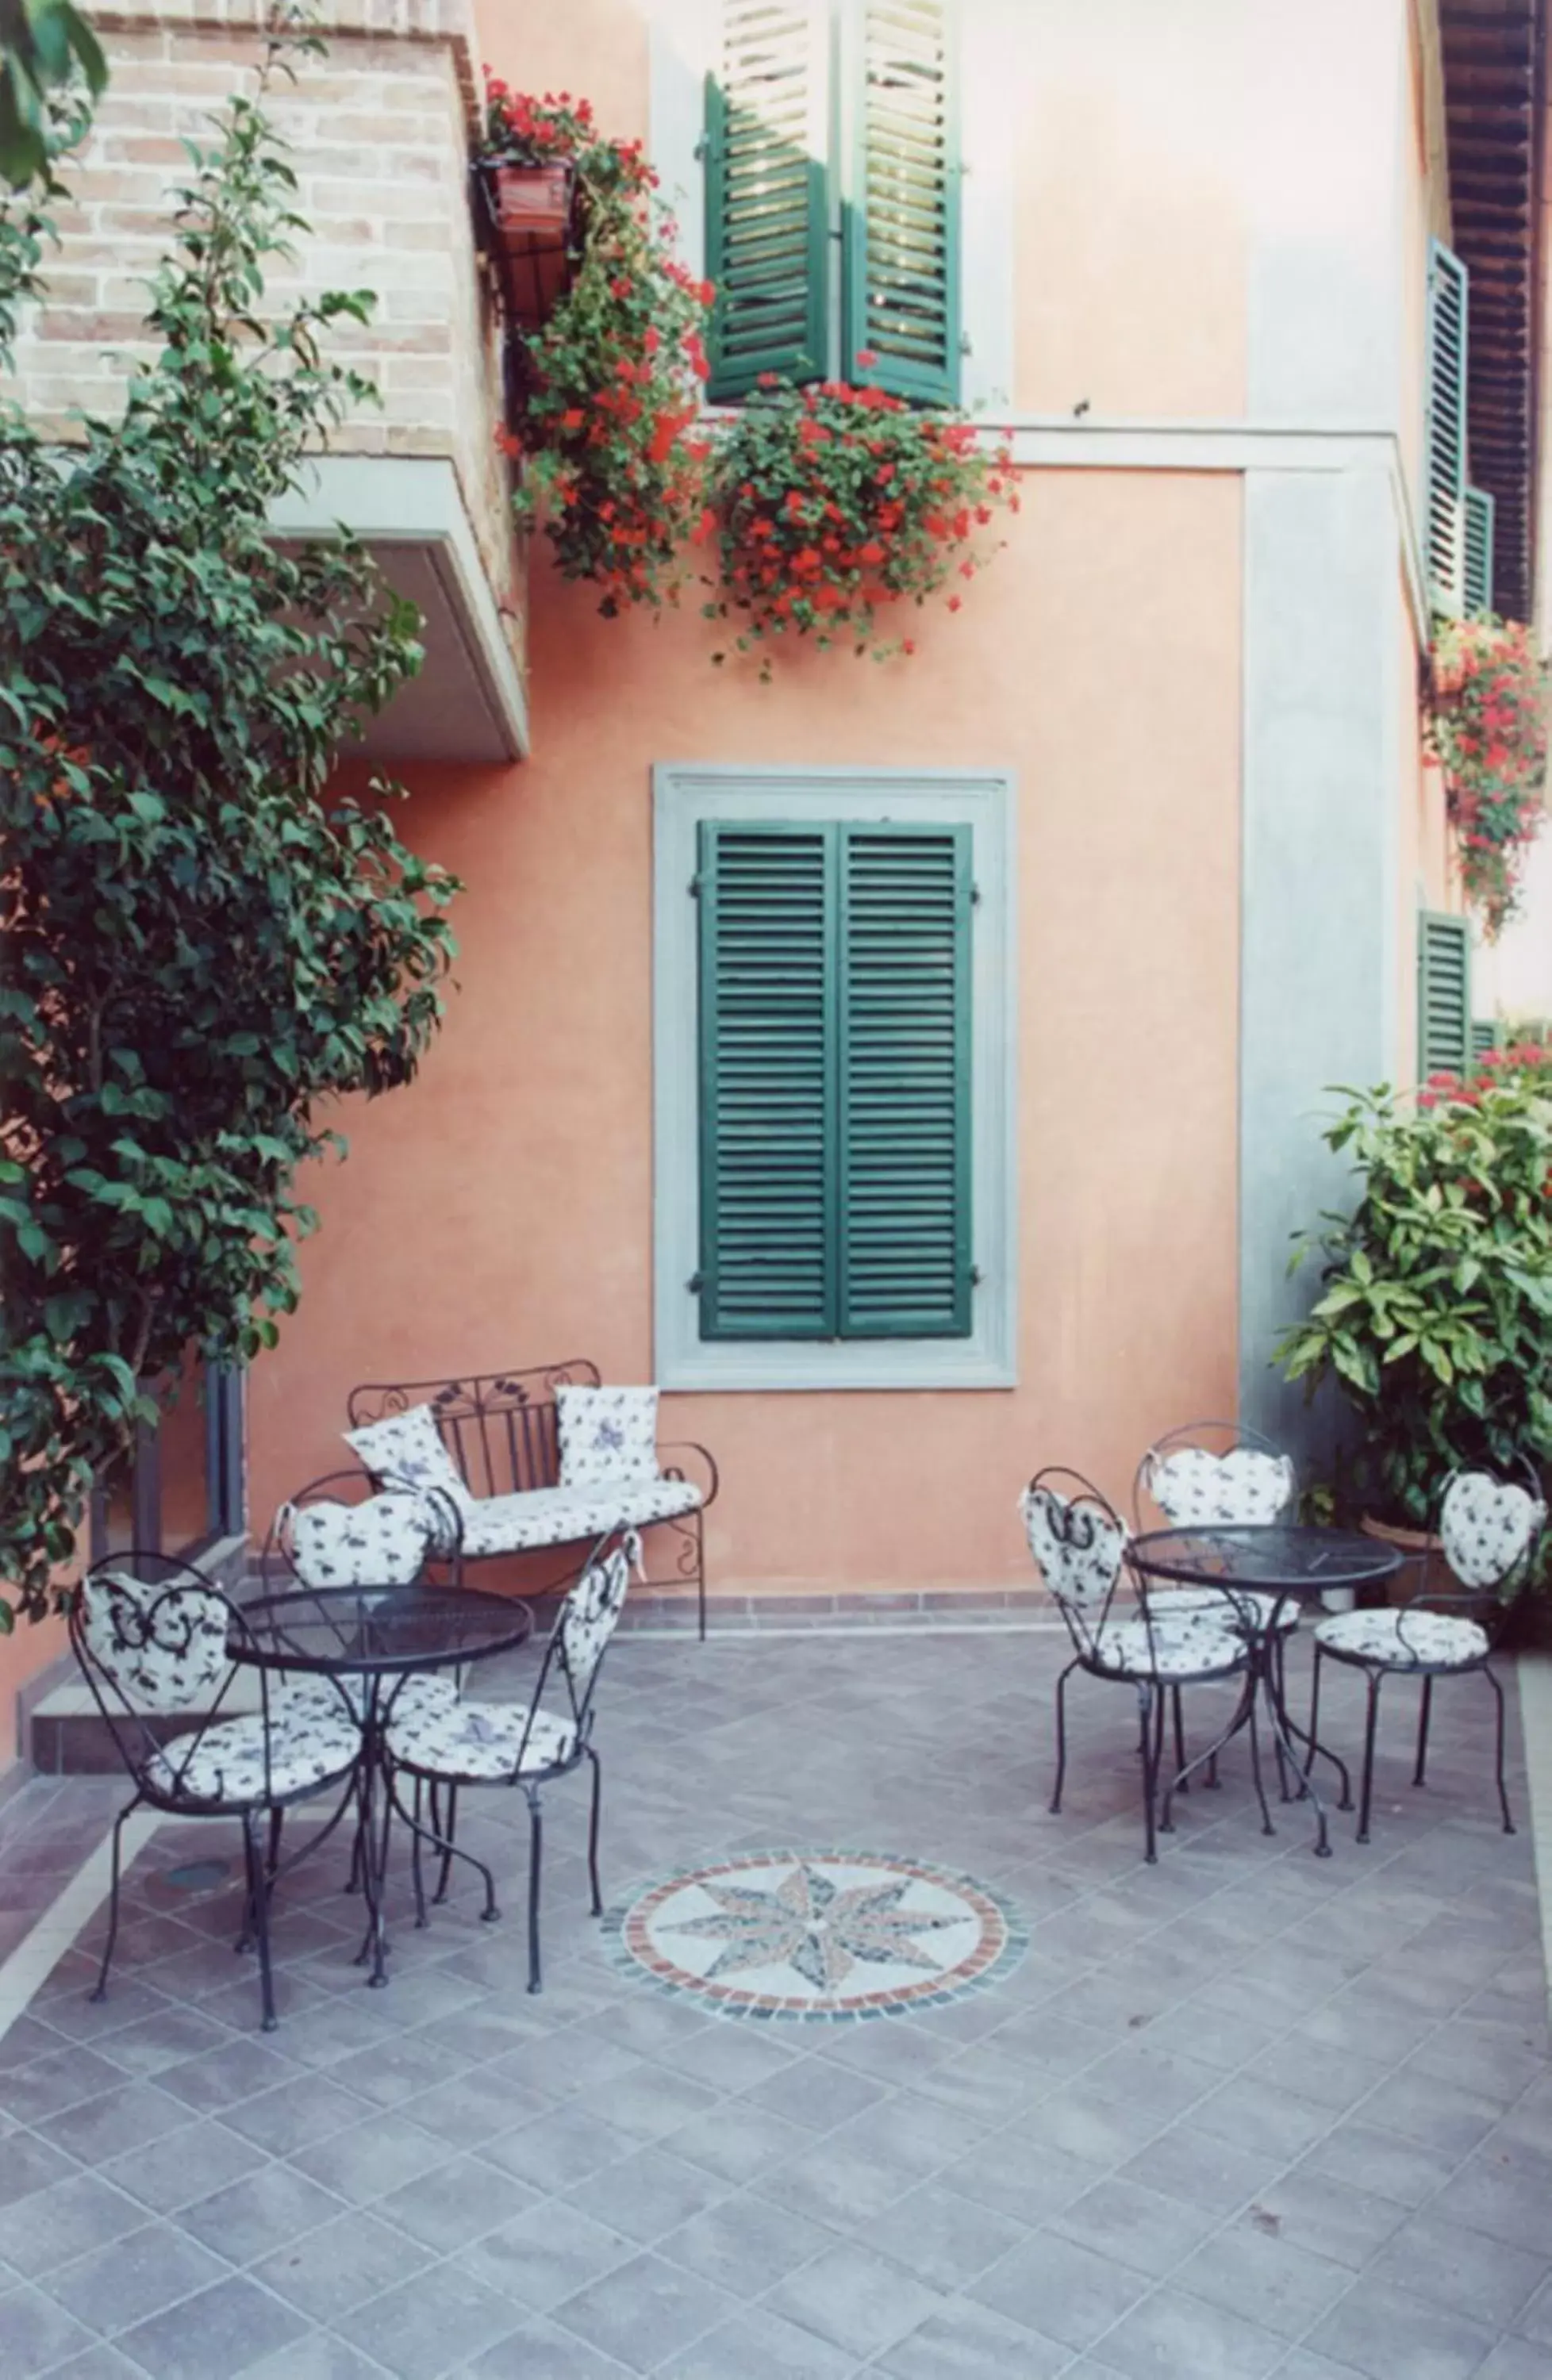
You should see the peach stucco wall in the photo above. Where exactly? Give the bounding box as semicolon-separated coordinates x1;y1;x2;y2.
0;1616;64;1771
248;470;1244;1589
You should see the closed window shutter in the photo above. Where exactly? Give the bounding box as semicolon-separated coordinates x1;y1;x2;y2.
1463;484;1495;614
697;823;835;1338
1418;909;1472;1080
843;0;960;401
697;819;973;1341
839;826;971;1334
1471;1017;1500;1059
705;2;832;400
1425;240;1469;614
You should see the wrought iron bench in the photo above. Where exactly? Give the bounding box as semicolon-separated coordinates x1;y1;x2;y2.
344;1361;716;1638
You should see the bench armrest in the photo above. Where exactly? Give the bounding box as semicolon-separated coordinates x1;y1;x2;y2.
659;1441;720;1509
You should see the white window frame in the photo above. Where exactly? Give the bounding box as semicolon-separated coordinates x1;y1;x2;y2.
647;0;1014;412
653;763;1017;1390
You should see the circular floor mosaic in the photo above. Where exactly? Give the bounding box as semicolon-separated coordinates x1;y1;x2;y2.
602;1850;1026;2022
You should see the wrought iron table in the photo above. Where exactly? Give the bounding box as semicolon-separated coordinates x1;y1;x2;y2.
1128;1525;1405;1856
232;1585;533;1986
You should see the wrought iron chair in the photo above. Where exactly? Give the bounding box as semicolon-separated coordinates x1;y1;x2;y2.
1309;1464;1546;1842
381;1528;637;1991
1135;1420;1300;1788
1021;1469;1262;1864
345;1362;716;1637
71;1553;363;2029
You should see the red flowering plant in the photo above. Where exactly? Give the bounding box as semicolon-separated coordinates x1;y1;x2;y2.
1426;613;1549;939
700;369;1018;673
478;79;715;614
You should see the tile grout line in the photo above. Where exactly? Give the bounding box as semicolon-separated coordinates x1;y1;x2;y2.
0;1807;163;2041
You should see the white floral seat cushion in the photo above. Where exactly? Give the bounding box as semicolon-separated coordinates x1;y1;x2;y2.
1020;1486;1128;1611
147;1706;361;1805
1148;1446;1295;1528
1089;1618;1250;1680
1313;1608;1489;1671
385;1698;577;1781
1440;1473;1546;1591
455;1476;700;1557
279;1672;453;1726
84;1572;232;1715
282;1491;441;1591
1147;1585;1300;1636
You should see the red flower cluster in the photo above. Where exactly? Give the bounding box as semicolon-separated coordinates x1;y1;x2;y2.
1427;614;1549;939
703;377;1018;669
478;77;713;613
1418;1040;1552;1111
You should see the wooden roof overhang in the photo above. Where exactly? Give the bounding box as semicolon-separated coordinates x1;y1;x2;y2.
1438;0;1546;618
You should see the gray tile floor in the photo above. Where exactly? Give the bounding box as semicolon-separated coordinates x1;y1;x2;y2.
0;1623;1548;2379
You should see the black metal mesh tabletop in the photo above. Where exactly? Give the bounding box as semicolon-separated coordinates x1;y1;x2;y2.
1130;1525;1405;1598
231;1586;532;1676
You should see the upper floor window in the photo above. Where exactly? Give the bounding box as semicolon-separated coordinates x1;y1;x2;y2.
1425;237;1495;615
704;0;962;405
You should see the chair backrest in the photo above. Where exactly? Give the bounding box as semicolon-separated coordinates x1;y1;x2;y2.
71;1554;261;1801
1020;1468;1130;1656
499;1530;638;1777
1439;1467;1547;1597
266;1470;458;1592
346;1361;602;1499
1136;1420;1295;1530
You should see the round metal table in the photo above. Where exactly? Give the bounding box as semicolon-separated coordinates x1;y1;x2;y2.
232;1586;533;1986
1128;1525;1404;1856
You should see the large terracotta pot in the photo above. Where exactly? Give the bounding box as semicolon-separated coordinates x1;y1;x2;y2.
1358;1512;1452;1605
490;163;571;244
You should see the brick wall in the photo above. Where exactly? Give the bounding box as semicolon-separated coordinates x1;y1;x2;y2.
8;0;517;618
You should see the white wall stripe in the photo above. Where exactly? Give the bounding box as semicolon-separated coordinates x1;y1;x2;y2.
0;1808;162;2044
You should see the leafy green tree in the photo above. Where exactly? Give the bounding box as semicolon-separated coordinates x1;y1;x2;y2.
0;7;459;1627
0;0;105;188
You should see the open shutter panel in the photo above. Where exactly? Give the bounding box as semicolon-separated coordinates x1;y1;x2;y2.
1463;485;1496;615
843;0;960;400
698;823;836;1338
1425;240;1469;615
1471;1017;1501;1059
705;1;831;400
1418;910;1472;1081
839;825;971;1335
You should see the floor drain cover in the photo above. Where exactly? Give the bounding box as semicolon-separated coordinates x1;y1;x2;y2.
162;1859;231;1892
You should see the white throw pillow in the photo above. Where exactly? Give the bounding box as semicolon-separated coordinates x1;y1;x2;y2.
556;1386;659;1489
343;1404;474;1518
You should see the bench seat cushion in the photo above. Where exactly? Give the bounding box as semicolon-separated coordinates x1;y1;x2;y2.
457;1476;701;1558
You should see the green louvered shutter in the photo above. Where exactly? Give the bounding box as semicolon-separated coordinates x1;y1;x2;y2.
697;823;835;1337
1418;909;1472;1080
839;826;971;1334
843;0;960;400
1425;240;1469;614
1471;1017;1501;1059
697;818;974;1340
705;2;831;400
1463;485;1495;615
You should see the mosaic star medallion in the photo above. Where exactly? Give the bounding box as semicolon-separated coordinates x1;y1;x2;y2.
603;1850;1026;2022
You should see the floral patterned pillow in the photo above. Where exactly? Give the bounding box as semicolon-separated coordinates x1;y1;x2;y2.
283;1490;439;1590
556;1387;660;1489
83;1572;232;1714
1440;1472;1546;1591
1020;1485;1127;1612
343;1405;474;1518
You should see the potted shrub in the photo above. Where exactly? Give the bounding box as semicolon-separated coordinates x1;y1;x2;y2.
1276;1065;1552;1602
700;371;1018;674
1426;613;1549;939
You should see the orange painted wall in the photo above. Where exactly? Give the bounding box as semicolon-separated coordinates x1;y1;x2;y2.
0;1615;64;1772
249;470;1243;1587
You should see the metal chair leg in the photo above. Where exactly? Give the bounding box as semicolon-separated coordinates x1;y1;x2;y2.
524;1787;544;1992
1171;1683;1188;1795
267;1806;284;1877
1139;1684;1160;1865
1247;1694;1274;1836
434;1783;458;1906
1050;1660;1076;1814
91;1798;140;2005
1412;1676;1434;1787
696;1508;706;1642
1356;1671;1382;1844
243;1810;278;2031
586;1746;604;1917
1305;1644;1323;1778
410;1776;428;1929
1485;1662;1516;1834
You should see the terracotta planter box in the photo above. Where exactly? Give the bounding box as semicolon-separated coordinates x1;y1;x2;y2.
490;163;571;245
475;161;575;331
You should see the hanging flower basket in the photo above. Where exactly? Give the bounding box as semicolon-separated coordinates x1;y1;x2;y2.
1425;612;1550;939
472;156;576;332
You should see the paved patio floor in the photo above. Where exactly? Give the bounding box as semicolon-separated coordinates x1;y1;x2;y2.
0;1622;1549;2380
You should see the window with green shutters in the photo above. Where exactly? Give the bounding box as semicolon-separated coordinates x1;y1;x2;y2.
705;0;961;405
696;817;972;1341
1418;909;1471;1081
1463;484;1495;615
